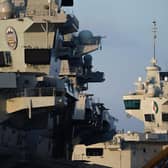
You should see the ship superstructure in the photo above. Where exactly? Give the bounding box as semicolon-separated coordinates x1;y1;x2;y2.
72;132;168;168
123;21;168;134
0;0;116;161
72;21;168;168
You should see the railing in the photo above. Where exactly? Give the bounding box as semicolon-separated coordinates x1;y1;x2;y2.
6;87;57;99
26;9;57;17
24;87;56;97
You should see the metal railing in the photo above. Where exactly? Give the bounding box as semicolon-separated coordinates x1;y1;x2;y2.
26;9;57;17
6;87;57;99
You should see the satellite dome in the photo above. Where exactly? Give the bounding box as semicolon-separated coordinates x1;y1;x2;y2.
0;0;13;19
79;30;93;44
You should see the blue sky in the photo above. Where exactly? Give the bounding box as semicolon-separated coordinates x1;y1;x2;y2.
66;0;168;132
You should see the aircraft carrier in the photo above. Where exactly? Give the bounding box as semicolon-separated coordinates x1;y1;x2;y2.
2;1;168;168
0;0;117;167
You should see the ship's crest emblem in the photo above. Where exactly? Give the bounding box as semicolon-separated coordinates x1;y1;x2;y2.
6;26;18;50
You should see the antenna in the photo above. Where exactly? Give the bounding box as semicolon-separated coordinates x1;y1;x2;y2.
48;0;51;16
152;21;158;60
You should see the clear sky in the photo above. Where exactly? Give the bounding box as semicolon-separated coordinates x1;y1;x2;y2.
66;0;168;132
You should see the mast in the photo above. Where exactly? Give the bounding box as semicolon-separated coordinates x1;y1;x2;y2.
152;21;158;60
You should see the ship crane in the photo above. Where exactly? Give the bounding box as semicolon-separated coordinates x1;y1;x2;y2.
143;147;168;168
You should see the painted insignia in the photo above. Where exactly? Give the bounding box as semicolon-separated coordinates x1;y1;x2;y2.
6;26;18;50
152;100;159;114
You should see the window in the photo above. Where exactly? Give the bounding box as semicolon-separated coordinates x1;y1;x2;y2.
25;49;50;65
61;0;73;6
86;148;103;156
124;100;140;110
144;114;155;122
162;113;168;122
0;52;12;66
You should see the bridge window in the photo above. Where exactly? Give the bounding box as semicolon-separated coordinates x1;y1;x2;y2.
144;114;155;122
124;100;140;110
86;148;103;156
162;113;168;122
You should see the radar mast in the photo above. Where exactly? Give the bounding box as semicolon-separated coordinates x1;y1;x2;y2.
152;21;158;63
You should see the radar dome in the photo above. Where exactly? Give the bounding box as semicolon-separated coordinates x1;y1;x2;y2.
0;0;13;19
79;30;93;44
